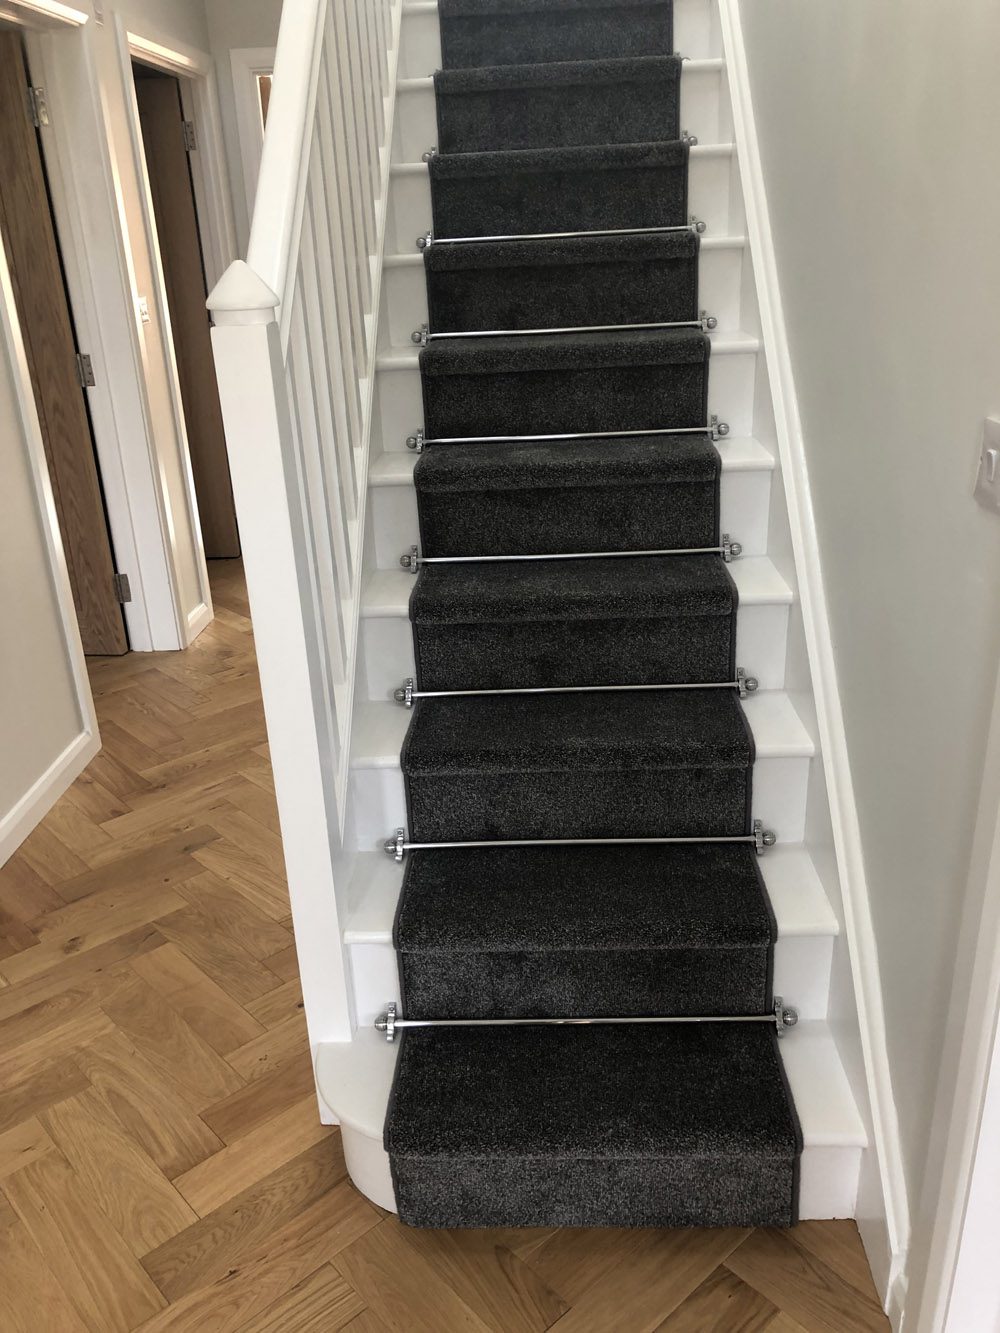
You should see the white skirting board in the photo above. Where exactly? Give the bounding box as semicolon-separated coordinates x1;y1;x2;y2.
717;0;909;1309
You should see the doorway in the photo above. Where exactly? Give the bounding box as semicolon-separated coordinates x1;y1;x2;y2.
132;60;239;560
0;31;128;655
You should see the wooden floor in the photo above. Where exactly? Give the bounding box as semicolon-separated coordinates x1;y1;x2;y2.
0;560;890;1332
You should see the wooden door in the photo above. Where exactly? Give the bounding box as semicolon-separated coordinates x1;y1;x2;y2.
0;34;128;655
134;71;240;559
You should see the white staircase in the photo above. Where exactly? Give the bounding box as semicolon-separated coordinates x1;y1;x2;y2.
210;0;873;1229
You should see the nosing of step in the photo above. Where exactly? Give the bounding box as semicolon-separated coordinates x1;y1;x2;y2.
416;218;707;250
410;312;717;344
399;535;743;572
374;997;799;1043
393;669;759;707
405;418;730;451
382;820;779;862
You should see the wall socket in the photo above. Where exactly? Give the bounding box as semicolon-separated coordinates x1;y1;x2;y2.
974;417;1000;513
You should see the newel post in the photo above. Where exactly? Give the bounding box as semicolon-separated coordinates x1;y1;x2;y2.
209;261;354;1054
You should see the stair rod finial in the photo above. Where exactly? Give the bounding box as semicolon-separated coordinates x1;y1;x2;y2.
400;545;421;573
383;829;406;862
406;429;425;452
754;820;778;855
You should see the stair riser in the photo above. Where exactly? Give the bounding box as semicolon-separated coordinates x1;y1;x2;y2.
411;617;734;691
394;67;727;162
391;1155;797;1229
370;465;772;559
380;245;745;349
334;1106;860;1223
422;355;708;441
350;932;832;1025
398;0;720;80
348;751;809;848
399;948;770;1018
387;151;736;251
359;600;790;696
375;345;757;446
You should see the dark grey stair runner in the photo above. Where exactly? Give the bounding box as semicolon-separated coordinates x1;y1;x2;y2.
430;141;690;238
402;689;754;842
434;56;681;153
410;555;736;690
383;0;802;1229
421;327;709;439
438;0;673;69
386;1026;800;1228
395;844;775;1017
414;435;719;555
425;231;699;333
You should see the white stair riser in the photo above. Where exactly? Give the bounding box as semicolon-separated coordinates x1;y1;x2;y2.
398;0;720;79
336;1119;859;1222
379;245;746;351
369;463;772;561
348;933;833;1026
348;750;810;853
387;152;736;253
393;67;727;164
359;600;790;700
374;342;756;451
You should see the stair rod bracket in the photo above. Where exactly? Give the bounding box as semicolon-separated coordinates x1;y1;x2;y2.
406;429;425;452
421;147;437;162
393;672;760;707
374;999;800;1044
383;828;779;862
400;539;743;571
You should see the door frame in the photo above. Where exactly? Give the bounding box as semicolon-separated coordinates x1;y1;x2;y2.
22;11;237;651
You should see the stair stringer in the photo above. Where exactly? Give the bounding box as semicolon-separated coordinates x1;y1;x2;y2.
316;0;877;1236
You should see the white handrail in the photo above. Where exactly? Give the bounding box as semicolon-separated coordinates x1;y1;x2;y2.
246;0;325;308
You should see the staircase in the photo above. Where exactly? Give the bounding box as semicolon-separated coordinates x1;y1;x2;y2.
209;0;871;1235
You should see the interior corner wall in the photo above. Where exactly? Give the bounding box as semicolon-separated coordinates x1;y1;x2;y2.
736;0;1000;1244
204;0;283;253
0;255;94;863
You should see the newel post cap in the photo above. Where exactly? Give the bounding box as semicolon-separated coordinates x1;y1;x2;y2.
207;260;280;326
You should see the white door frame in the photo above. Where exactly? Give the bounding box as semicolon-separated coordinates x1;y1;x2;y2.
905;659;1000;1331
23;11;237;651
230;46;275;231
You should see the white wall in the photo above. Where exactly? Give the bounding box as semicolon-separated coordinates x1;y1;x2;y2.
738;0;1000;1268
205;0;282;252
0;239;98;862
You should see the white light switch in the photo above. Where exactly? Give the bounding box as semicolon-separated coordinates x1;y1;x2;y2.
974;418;1000;512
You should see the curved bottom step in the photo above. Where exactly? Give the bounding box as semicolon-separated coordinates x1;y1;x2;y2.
316;1019;866;1222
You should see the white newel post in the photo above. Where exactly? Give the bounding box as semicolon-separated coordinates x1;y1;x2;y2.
209;260;353;1064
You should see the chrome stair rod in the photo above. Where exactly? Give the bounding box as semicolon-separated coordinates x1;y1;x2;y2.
375;999;799;1042
417;219;707;249
400;537;742;572
406;419;730;449
394;669;759;706
412;314;717;344
384;822;778;861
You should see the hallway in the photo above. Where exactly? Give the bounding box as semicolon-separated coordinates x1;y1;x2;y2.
0;562;887;1331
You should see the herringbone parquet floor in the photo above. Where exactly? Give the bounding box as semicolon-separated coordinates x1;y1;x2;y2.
0;560;891;1332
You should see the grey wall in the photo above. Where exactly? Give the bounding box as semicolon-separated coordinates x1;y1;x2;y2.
738;0;1000;1222
206;0;283;252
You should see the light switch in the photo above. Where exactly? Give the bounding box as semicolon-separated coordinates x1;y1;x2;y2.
138;296;151;325
974;418;1000;512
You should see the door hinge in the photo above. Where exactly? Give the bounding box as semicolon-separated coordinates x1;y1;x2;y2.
182;120;197;152
26;85;50;128
75;353;95;388
113;573;132;604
